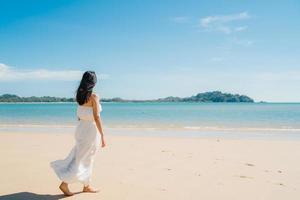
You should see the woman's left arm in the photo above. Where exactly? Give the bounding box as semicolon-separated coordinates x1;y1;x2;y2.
91;94;106;148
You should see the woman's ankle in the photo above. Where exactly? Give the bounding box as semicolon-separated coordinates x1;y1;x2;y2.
61;182;68;186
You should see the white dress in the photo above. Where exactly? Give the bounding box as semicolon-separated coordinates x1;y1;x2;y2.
50;104;102;185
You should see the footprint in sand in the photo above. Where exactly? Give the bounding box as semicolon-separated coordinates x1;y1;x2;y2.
237;175;253;179
215;158;224;161
245;163;255;167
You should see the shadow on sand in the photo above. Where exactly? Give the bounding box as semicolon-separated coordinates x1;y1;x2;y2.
0;192;81;200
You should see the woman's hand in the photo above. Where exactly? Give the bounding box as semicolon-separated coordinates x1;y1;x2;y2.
101;138;106;148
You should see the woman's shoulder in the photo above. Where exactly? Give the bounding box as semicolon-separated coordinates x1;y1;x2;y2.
90;94;102;110
90;93;100;102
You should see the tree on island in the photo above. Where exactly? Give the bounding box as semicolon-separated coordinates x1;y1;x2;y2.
181;91;254;102
0;94;74;102
0;91;254;103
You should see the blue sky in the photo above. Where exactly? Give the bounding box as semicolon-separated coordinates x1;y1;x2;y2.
0;0;299;102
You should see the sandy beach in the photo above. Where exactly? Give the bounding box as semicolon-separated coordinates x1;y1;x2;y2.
0;132;299;200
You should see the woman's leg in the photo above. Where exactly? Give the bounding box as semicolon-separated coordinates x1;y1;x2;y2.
59;181;74;196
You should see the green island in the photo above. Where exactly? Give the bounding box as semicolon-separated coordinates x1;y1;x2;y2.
0;91;254;103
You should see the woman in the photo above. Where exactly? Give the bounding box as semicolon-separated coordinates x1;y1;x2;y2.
51;71;106;196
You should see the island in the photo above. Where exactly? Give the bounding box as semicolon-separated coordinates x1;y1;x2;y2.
0;91;254;103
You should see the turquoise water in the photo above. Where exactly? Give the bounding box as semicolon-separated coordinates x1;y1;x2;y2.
0;102;300;133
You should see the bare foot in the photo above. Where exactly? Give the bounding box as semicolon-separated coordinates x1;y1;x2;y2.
83;185;99;193
59;182;74;196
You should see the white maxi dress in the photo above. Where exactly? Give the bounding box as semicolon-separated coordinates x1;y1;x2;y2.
51;104;102;185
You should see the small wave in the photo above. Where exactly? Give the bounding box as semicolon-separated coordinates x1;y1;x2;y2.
0;124;76;128
1;123;300;132
183;126;300;132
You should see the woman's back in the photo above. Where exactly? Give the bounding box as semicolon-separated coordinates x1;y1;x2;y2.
77;104;102;121
77;93;101;121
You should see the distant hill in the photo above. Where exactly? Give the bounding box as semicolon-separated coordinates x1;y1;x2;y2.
0;94;74;103
0;91;254;103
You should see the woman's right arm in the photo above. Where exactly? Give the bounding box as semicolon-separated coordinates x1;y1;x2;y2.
91;94;106;148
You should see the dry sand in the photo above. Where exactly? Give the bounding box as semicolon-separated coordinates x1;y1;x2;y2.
0;132;299;200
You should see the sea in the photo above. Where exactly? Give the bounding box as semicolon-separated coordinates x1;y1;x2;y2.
1;102;300;139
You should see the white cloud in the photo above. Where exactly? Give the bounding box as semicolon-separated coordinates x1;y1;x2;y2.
171;16;189;24
0;63;109;81
231;38;254;46
200;12;250;27
200;12;250;34
235;26;248;32
217;26;232;34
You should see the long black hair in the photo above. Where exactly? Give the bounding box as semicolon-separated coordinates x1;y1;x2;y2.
76;71;97;105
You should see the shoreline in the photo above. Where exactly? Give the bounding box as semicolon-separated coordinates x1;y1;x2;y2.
1;101;300;104
1;123;300;132
1;127;300;141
